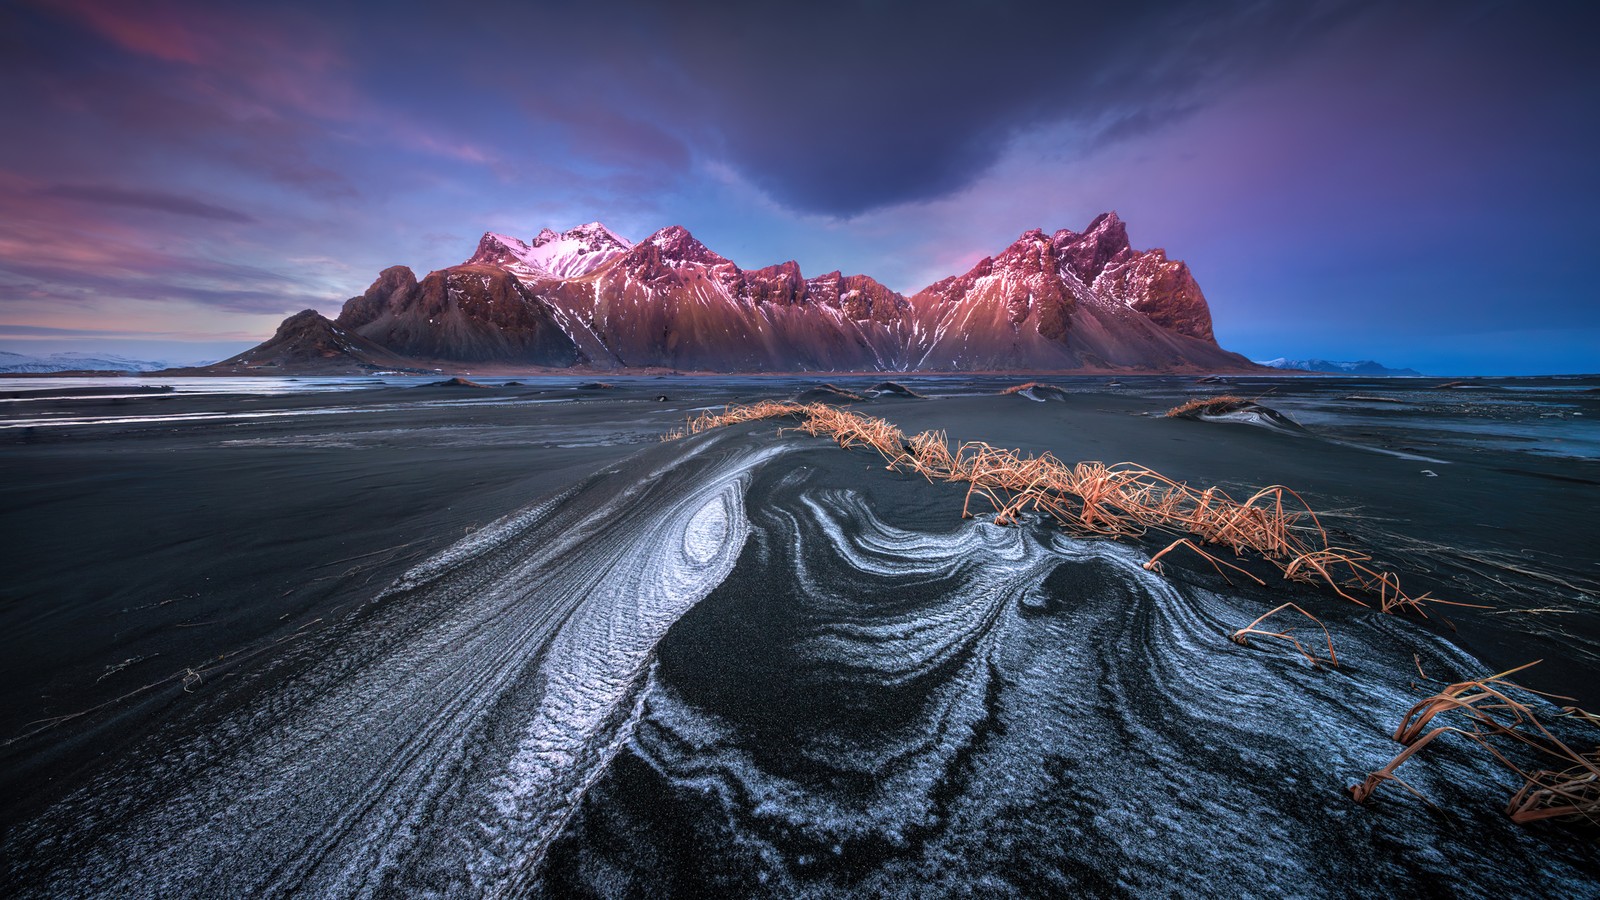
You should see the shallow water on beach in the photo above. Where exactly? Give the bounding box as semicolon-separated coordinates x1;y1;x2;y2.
4;373;1598;457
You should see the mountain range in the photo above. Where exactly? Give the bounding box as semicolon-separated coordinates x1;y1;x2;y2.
0;350;170;374
193;213;1256;374
1256;358;1422;376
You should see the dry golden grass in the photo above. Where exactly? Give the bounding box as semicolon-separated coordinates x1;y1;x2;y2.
1000;382;1043;395
1165;395;1253;418
1231;602;1339;669
1350;661;1600;825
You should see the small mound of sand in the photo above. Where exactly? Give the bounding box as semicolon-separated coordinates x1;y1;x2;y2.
1166;395;1251;417
1166;395;1300;430
1001;382;1069;402
866;381;926;399
795;383;866;403
429;377;488;388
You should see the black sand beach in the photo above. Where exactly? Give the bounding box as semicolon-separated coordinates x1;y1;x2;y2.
1;374;1597;896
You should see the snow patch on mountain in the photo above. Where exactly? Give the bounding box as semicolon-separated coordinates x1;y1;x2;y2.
468;222;633;280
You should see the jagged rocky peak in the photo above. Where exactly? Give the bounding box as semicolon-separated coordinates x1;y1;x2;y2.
1054;211;1133;280
337;265;419;330
560;221;632;249
642;225;730;267
371;264;419;293
1095;245;1214;342
274;308;334;337
199;308;422;375
526;222;632;252
468;232;529;263
742;260;808;306
942;212;1212;343
992;228;1062;275
803;270;907;322
466;223;633;279
345;263;580;365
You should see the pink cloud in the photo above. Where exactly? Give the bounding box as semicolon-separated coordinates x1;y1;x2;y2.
38;0;356;119
41;0;214;64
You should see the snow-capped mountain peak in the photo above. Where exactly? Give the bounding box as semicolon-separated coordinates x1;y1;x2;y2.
466;223;633;279
562;221;632;249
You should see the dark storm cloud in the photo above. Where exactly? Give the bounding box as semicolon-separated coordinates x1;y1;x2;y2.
368;0;1382;216
592;0;1377;215
518;96;692;172
40;184;257;223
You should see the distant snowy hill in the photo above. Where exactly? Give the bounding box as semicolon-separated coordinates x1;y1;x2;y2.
1256;358;1421;376
0;350;169;374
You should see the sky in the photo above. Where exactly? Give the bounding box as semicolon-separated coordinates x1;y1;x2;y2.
1;0;1596;373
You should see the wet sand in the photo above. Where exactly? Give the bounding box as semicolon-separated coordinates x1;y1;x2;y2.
1;374;1596;896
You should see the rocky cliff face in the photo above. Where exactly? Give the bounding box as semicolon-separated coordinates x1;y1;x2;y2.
521;227;906;371
242;214;1252;372
194;309;423;374
899;214;1239;370
336;265;580;366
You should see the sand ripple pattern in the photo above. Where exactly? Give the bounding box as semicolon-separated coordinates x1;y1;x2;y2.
539;456;1600;898
4;431;786;898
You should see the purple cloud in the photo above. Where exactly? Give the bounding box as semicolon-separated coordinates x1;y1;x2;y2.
41;183;256;222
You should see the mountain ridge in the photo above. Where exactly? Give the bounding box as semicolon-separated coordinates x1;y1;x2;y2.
0;350;170;374
196;214;1260;374
1257;358;1423;376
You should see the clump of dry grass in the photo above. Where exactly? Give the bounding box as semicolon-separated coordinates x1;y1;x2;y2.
1350;661;1600;825
1231;602;1339;669
1165;395;1253;418
1000;381;1069;401
1001;382;1043;395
